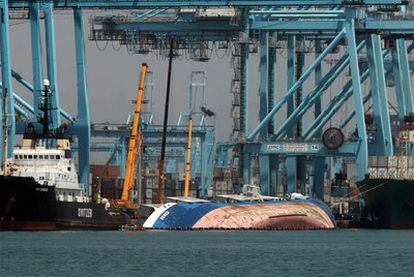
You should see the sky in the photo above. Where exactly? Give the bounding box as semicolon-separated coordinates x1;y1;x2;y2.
8;11;259;143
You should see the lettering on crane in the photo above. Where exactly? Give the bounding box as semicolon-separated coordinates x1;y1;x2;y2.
267;144;281;151
283;144;307;152
311;144;319;151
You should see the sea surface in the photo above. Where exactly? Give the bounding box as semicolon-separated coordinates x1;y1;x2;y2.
1;229;414;277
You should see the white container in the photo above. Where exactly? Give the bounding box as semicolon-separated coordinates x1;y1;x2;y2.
388;167;398;179
146;189;152;198
398;168;408;179
377;167;388;179
388;156;398;167
368;167;378;178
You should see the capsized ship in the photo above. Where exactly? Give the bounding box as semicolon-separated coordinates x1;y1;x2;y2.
143;185;335;230
0;80;129;231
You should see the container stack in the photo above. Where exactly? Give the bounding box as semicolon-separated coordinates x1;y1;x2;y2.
173;176;199;198
142;166;159;204
90;165;122;200
212;168;233;197
368;156;414;180
141;167;201;203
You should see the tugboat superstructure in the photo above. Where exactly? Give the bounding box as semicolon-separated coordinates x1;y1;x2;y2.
0;79;129;230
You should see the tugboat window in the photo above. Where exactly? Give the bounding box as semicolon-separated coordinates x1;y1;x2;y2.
24;155;27;159
28;155;33;159
15;155;19;160
39;155;43;159
19;155;23;159
34;155;38;159
56;155;60;160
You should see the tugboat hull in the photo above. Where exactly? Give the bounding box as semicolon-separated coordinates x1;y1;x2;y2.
0;176;129;231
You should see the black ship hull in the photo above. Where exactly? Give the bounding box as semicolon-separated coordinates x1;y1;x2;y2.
0;176;130;231
356;178;414;229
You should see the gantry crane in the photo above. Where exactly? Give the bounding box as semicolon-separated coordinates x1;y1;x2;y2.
117;63;148;210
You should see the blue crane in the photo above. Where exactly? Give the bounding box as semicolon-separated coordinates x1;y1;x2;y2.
2;0;414;200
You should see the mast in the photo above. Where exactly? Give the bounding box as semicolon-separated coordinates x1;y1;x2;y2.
156;37;174;204
41;79;52;145
3;88;8;174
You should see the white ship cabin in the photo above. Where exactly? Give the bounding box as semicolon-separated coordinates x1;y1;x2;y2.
7;138;89;203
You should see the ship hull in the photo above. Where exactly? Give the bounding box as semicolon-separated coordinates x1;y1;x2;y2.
0;176;129;231
143;199;335;230
357;178;414;229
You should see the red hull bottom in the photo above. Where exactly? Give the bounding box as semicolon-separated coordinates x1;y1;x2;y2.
253;215;329;230
146;215;333;230
0;220;120;231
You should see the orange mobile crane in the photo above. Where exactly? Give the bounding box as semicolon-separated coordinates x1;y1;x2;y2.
183;116;193;197
116;63;148;210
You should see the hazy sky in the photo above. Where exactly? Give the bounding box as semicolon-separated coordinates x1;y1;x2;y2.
8;11;261;143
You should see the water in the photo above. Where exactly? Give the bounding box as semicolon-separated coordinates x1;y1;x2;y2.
1;230;414;277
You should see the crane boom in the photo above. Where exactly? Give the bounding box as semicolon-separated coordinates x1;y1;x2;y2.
117;63;148;209
157;37;174;204
184;117;193;197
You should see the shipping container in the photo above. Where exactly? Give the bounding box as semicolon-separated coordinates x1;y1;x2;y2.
408;168;414;179
399;168;408;179
368;167;378;179
398;156;409;168
388;167;398;178
388;156;398;167
146;189;152;199
368;156;377;167
377;156;388;167
377;167;388;179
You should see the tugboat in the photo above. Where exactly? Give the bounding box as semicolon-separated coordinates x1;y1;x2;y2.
0;80;129;231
